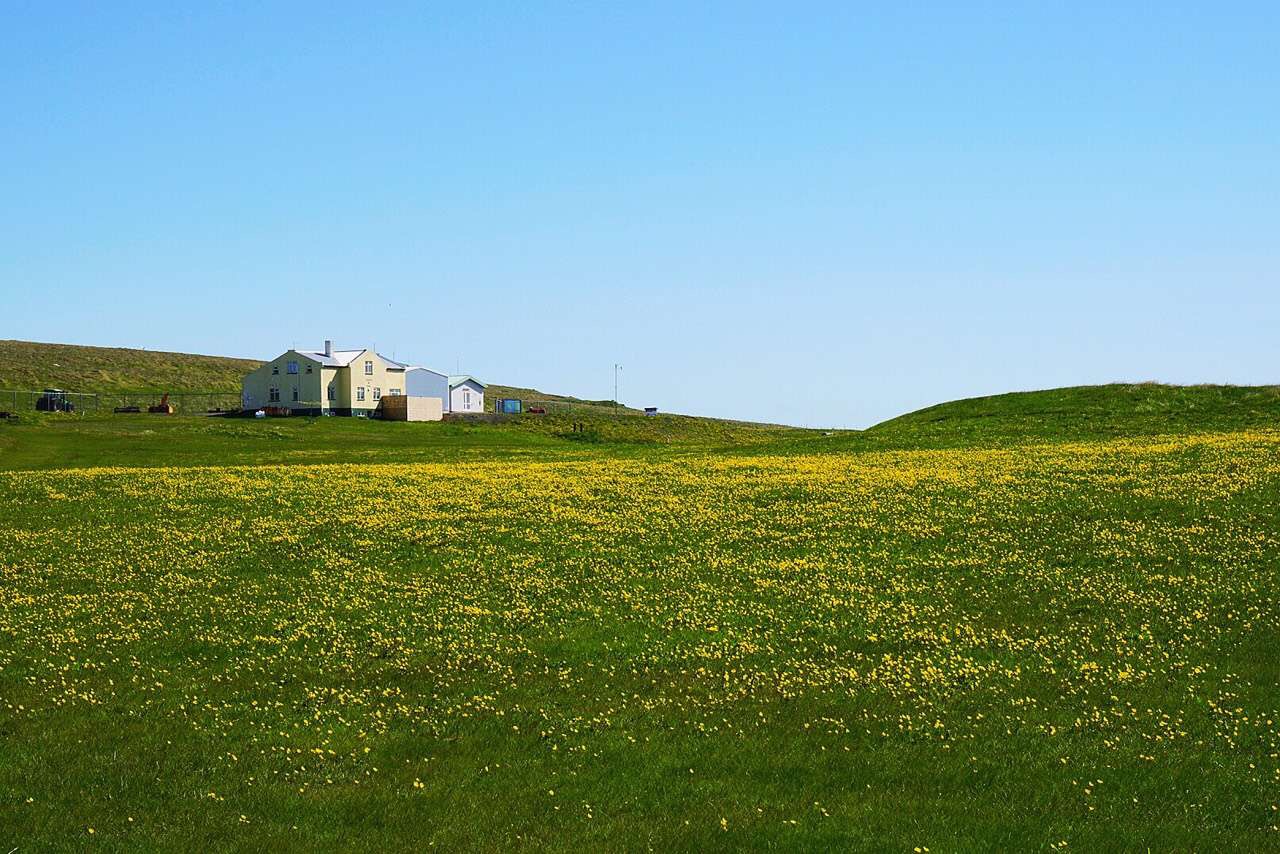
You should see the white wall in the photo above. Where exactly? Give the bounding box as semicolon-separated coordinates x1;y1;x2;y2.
450;380;484;413
405;367;449;410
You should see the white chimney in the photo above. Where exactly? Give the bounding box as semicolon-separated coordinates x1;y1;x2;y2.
324;339;333;357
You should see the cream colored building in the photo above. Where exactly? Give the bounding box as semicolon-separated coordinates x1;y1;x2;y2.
241;340;407;416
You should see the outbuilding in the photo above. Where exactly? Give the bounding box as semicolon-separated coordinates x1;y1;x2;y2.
449;376;485;413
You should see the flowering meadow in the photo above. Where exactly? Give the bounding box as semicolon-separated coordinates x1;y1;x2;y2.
2;421;1280;850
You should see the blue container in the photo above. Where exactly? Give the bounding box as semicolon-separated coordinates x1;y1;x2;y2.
499;398;523;414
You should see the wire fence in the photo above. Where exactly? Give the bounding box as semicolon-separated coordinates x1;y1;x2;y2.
0;389;243;415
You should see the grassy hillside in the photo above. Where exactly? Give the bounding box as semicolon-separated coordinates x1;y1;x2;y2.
485;382;622;411
866;382;1280;446
0;339;262;393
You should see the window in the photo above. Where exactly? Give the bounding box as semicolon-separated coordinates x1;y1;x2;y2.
356;387;365;402
269;387;280;402
373;387;381;401
272;365;279;375
463;389;471;409
327;385;336;401
305;365;312;374
292;388;299;402
364;361;373;375
287;361;299;375
389;388;401;396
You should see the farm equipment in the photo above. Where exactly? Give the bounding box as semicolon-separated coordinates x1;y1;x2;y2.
35;388;74;412
148;393;175;415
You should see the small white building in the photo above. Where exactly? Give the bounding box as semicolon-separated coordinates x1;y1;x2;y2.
449;375;485;413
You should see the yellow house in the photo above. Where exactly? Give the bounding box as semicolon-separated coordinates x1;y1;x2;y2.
241;340;407;416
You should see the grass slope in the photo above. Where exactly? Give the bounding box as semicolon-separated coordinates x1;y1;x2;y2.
866;382;1280;446
2;384;1280;850
0;339;262;393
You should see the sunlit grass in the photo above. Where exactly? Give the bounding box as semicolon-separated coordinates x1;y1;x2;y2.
2;428;1279;849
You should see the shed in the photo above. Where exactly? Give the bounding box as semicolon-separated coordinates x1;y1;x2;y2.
448;375;486;413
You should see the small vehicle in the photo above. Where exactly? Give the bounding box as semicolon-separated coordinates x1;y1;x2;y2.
36;388;74;412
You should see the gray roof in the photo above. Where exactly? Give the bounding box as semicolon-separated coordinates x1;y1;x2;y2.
295;348;406;369
449;375;486;388
297;348;364;367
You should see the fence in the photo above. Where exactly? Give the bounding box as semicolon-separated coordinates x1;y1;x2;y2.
0;389;243;415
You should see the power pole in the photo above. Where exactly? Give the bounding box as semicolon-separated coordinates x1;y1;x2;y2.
614;363;622;415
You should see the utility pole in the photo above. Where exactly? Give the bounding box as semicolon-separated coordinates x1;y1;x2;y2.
614;363;622;415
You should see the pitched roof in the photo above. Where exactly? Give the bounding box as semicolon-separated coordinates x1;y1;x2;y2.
449;375;486;388
296;348;406;369
297;348;364;367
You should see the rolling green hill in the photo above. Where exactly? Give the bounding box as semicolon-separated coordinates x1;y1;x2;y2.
865;382;1280;447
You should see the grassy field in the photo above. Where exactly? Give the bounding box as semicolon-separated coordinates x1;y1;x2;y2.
2;387;1279;850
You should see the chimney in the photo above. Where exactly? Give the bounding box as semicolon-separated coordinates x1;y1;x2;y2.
324;339;332;357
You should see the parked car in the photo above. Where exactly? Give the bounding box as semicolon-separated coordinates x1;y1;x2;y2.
36;388;74;412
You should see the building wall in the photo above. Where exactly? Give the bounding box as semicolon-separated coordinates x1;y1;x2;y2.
321;366;345;412
379;394;443;422
242;351;324;411
405;368;449;410
449;380;485;413
342;350;405;416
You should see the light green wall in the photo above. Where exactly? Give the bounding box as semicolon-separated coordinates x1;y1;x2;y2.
242;349;406;415
241;351;324;411
343;350;405;415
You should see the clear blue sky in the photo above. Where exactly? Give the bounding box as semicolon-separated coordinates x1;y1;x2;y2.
2;3;1276;427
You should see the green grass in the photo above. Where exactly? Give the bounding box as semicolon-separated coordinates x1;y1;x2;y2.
867;382;1280;446
0;339;262;394
2;384;1279;851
